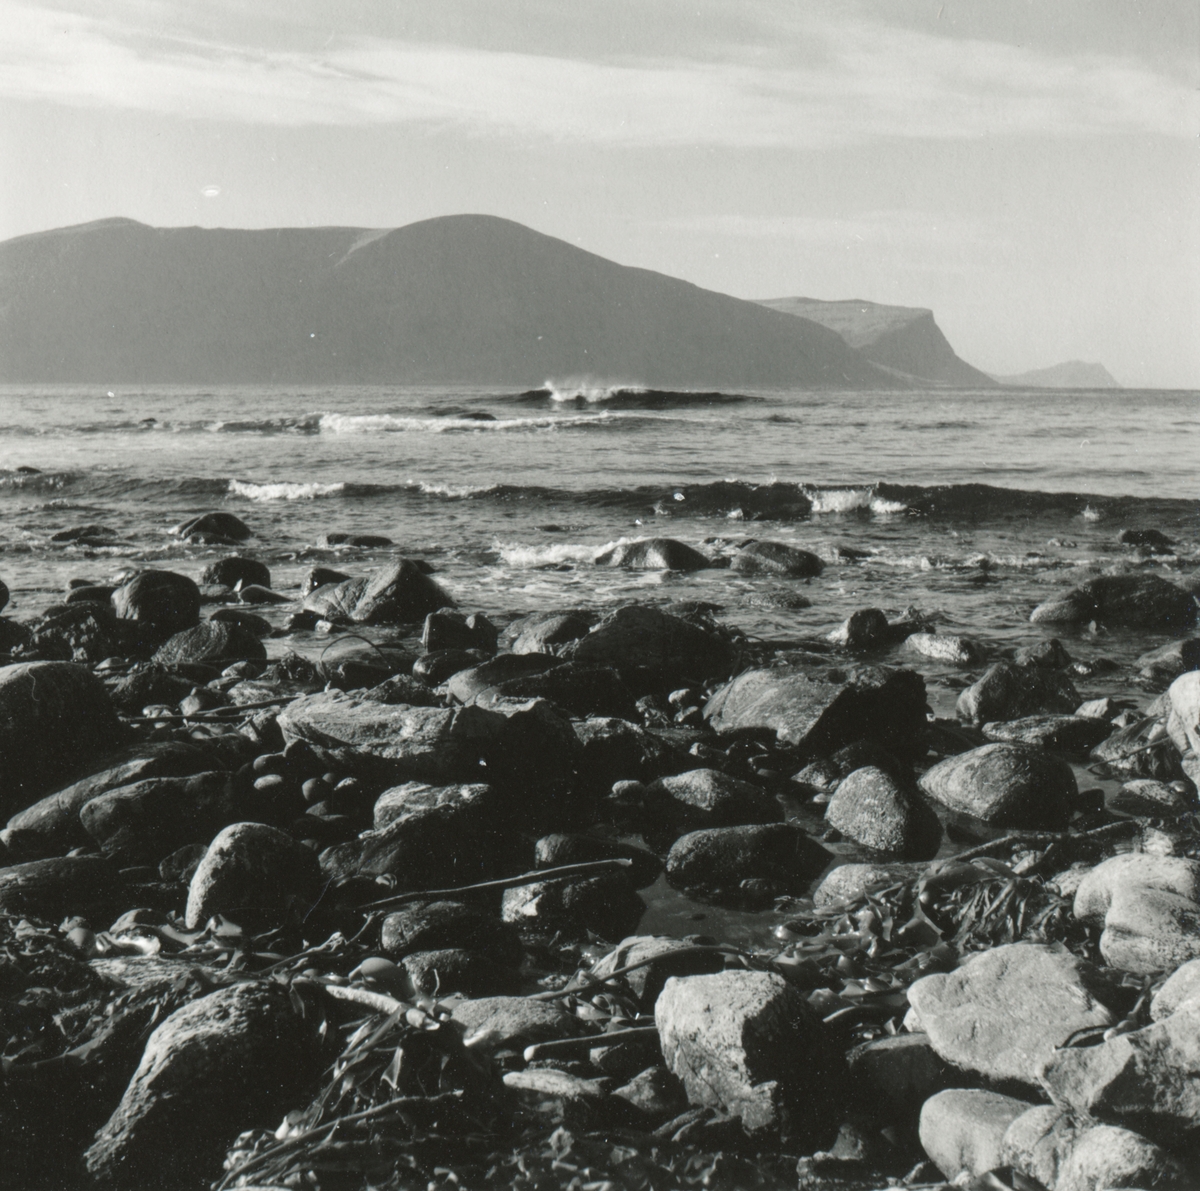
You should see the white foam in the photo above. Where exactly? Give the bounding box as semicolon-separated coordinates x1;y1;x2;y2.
229;480;346;501
544;380;646;403
495;540;611;567
318;411;608;434
1081;505;1103;521
806;485;909;515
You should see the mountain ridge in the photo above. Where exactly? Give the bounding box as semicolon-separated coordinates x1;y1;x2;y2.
988;360;1121;389
0;215;898;389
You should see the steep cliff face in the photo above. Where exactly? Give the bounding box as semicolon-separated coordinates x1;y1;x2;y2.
989;361;1121;389
0;216;896;389
757;297;996;388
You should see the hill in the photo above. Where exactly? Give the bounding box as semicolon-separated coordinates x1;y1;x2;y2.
989;361;1121;389
756;296;996;388
0;216;895;389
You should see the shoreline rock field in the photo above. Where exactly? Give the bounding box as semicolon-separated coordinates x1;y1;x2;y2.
0;527;1199;1190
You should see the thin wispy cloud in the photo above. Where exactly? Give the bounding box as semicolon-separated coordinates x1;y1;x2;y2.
2;1;1196;146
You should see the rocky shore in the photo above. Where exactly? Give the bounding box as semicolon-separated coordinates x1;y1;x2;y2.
1;515;1199;1191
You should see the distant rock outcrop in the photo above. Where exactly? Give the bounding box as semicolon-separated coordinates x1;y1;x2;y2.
989;361;1121;389
756;296;996;388
0;216;895;389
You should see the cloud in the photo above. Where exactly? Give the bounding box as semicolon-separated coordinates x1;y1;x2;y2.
2;1;1196;146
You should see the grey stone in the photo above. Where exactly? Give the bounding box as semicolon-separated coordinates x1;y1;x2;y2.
825;766;941;859
665;823;831;893
594;538;711;571
380;899;521;964
1031;572;1198;632
644;768;782;837
846;1034;960;1121
171;511;252;543
903;633;984;664
451;996;587;1051
826;608;889;651
152;621;266;668
1000;1105;1079;1191
444;652;563;703
0;855;123;920
918;743;1077;828
981;714;1114;754
812;861;928;907
200;556;271;590
302;559;454;625
500;871;645;942
185;822;322;928
905;943;1117;1087
730;541;823;577
401;948;515;998
1111;779;1193;817
533;832;662;889
1150;957;1200;1021
501;609;598;655
919;1089;1031;1180
111;569;202;645
956;660;1080;725
587;935;726;1010
373;782;495;829
1057;1123;1186;1191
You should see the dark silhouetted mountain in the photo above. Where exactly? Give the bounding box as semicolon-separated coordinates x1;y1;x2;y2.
0;215;897;388
756;296;996;388
989;361;1121;389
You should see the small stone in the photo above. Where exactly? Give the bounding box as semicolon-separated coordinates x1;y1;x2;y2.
824;766;941;859
919;1089;1031;1180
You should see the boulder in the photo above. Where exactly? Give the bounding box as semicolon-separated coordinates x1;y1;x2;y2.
956;661;1080;725
79;772;249;867
573;716;689;790
107;664;196;715
595;538;711;571
1040;999;1200;1147
1014;639;1074;669
1073;852;1200;974
704;664;927;760
644;768;782;839
0;661;122;819
302;559;454;625
826;608;890;651
1000;1105;1080;1191
380;899;522;965
15;601;123;664
151;621;266;669
320;532;393;547
655;969;842;1140
373;781;496;829
561;604;735;689
171;511;253;543
1151;958;1200;1021
185;822;323;928
0;855;123;920
278;692;580;790
981;714;1114;754
422;609;497;654
812;861;928;907
466;662;638;720
207;607;273;636
919;1089;1031;1180
902;633;984;664
500;871;646;942
316;638;417;691
846;1034;960;1122
84;981;317;1187
300;566;351;597
444;653;564;703
1137;638;1200;683
918;743;1077;829
3;741;222;859
1031;572;1198;631
1110;779;1193;817
1057;1124;1185;1191
824;766;941;859
500;609;598;655
402;949;516;998
111;570;202;646
587;935;726;1010
199;556;271;590
906;943;1117;1087
665;823;831;894
730;541;823;577
533;832;662;889
451;996;587;1051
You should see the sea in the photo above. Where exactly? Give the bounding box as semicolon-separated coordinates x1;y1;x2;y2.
1;381;1198;941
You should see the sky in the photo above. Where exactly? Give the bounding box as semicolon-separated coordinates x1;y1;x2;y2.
2;0;1198;387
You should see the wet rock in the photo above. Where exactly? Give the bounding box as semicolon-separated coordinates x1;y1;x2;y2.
111;570;202;647
300;566;350;597
644;768;782;840
451;995;587;1051
422;609;498;654
1138;638;1200;683
469;662;638;720
0;661;122;818
3;740;222;859
665;823;831;894
826;608;889;651
981;714;1114;754
1014;639;1074;669
502;609;599;655
0;855;123;919
501;870;646;942
1030;572;1198;631
730;541;823;577
158;842;208;884
0;578;7;612
1119;527;1175;552
317;638;418;691
588;935;726;1011
79;771;249;867
825;766;942;859
199;556;270;590
906;943;1117;1087
1092;718;1184;782
812;861;928;907
185;822;323;928
655;969;841;1140
918;743;1077;828
847;1034;959;1123
705;664;927;760
595;538;712;571
1040;999;1200;1147
562;604;735;690
534;832;662;889
152;621;266;669
65;584;116;605
1151;957;1200;1020
444;653;563;703
279;691;580;789
363;673;443;706
956;660;1080;725
207;607;273;636
320;532;394;547
84;980;317;1187
380;899;522;965
573;716;689;791
1110;779;1194;817
1073;852;1200;974
107;664;197;715
412;648;483;686
302;558;454;625
902;632;984;664
0;617;32;655
919;1089;1031;1180
16;601;123;664
172;510;253;543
